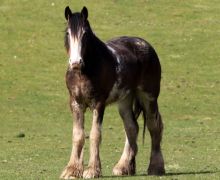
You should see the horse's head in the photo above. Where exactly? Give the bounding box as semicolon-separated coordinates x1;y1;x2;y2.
64;6;89;69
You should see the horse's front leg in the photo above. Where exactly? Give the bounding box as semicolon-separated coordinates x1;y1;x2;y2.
60;99;85;179
83;103;105;178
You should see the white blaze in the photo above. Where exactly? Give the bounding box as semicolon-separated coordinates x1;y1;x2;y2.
68;28;82;66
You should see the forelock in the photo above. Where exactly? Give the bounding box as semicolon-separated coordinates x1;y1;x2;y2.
68;13;84;38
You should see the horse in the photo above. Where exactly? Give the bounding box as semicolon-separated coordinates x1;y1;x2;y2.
60;6;165;179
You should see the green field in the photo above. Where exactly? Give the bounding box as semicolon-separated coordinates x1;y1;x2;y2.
0;0;219;179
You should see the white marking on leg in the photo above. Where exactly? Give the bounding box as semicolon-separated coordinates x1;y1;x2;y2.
83;109;102;178
89;109;101;159
60;100;85;179
120;136;131;161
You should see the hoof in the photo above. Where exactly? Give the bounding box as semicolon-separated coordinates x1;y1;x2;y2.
83;167;101;179
148;151;165;176
113;166;125;176
113;160;136;176
148;166;165;176
60;164;83;179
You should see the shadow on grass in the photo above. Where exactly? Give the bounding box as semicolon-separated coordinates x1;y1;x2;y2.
102;170;219;178
165;170;218;176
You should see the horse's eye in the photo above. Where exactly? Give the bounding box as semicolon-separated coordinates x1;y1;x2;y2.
66;31;69;36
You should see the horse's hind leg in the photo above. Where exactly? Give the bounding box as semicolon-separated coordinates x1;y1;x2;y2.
143;98;165;175
113;95;139;176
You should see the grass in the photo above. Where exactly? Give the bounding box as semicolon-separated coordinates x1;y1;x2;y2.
0;0;220;179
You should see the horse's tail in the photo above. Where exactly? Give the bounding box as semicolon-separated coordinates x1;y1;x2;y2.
133;98;146;144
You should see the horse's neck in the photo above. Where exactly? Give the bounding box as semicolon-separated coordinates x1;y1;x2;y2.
82;32;109;62
80;32;116;77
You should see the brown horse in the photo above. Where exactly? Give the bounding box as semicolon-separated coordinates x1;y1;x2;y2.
60;6;165;179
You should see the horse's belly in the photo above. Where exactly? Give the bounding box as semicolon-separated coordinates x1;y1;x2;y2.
106;82;130;104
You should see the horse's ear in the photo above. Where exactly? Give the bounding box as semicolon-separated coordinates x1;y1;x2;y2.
81;6;88;21
65;6;72;20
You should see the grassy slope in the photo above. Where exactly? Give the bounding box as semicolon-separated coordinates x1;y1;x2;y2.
0;0;219;179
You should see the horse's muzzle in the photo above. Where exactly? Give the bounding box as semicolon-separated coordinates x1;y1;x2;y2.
69;59;84;70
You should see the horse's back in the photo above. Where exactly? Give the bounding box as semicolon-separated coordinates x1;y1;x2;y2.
106;36;161;98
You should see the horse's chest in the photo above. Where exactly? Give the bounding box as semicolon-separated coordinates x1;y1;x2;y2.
73;81;92;100
66;71;93;101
